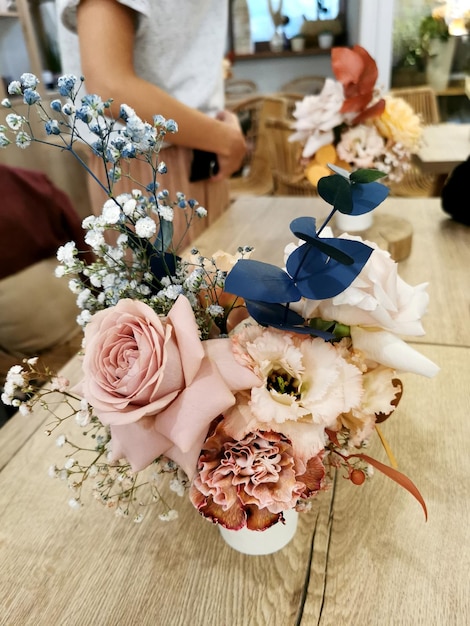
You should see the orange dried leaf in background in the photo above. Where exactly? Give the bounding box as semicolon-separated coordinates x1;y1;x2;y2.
305;163;331;187
314;143;337;166
352;98;386;125
335;158;351;171
332;44;379;114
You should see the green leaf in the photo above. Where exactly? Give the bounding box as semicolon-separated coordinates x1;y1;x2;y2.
317;174;353;214
350;169;387;184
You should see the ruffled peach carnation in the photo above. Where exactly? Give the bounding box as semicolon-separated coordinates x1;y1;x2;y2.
190;421;325;530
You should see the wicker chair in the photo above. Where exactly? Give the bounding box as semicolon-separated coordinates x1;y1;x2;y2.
280;75;326;95
224;78;258;108
229;95;288;199
225;78;258;97
388;86;441;197
274;92;305;118
264;117;317;196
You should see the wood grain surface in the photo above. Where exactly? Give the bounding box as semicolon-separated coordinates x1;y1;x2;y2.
1;196;469;625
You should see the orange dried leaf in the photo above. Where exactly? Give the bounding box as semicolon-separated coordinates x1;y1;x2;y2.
375;425;398;468
353;452;428;521
305;163;331;187
335;158;351;171
314;143;337;166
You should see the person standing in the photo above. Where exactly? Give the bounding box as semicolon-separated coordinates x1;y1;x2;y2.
56;0;247;248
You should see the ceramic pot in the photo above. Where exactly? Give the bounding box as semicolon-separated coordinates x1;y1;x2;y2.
291;37;305;52
426;37;457;92
318;32;334;49
218;509;298;555
335;212;373;232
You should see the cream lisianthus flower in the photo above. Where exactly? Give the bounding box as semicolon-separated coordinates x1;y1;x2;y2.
228;326;364;469
336;364;401;446
374;95;423;152
290;78;345;158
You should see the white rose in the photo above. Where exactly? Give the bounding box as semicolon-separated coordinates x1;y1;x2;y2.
297;234;430;337
289;78;345;158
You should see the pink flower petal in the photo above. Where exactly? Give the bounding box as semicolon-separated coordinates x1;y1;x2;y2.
155;356;236;456
203;338;262;391
167;294;205;385
108;417;173;471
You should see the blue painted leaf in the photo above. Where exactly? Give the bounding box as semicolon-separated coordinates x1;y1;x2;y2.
149;252;178;284
328;163;350;178
287;233;354;268
244;300;305;327
347;181;389;215
290;216;352;264
245;301;334;339
224;259;301;303
269;323;334;340
123;225;178;288
289;216;317;240
318;175;352;214
286;239;373;299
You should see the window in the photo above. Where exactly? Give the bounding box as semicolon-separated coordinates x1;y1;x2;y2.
246;0;341;42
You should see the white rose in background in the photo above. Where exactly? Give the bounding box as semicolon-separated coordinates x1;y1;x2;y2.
295;234;429;336
287;235;439;378
289;79;345;158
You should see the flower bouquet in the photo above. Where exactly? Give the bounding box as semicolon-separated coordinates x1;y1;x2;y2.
1;73;438;541
289;45;424;189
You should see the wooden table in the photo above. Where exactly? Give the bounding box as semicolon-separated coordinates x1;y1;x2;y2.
1;197;469;625
415;123;470;175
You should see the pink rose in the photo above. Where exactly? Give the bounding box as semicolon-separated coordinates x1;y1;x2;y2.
76;296;261;478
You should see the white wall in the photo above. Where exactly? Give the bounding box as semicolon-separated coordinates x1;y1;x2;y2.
230;53;334;93
355;0;395;90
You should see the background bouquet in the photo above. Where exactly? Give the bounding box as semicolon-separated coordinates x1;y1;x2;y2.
290;45;424;188
1;73;437;530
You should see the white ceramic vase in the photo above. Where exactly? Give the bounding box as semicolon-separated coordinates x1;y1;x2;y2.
335;211;373;232
218;509;298;555
426;37;457;92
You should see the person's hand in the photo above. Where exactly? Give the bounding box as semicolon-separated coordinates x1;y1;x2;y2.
211;110;247;181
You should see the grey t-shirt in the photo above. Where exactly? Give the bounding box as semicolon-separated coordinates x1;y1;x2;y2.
57;0;227;115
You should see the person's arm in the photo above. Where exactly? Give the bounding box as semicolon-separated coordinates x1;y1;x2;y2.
76;0;246;179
